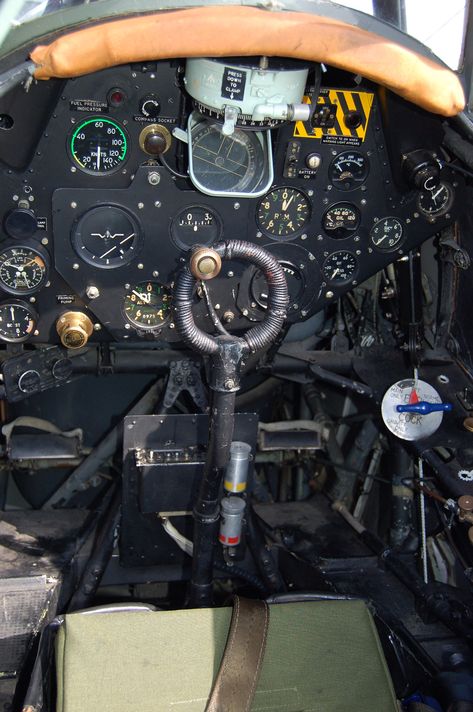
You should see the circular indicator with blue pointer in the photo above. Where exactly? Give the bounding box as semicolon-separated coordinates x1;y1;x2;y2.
381;378;452;441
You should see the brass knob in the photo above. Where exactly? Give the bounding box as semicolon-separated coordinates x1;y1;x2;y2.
56;311;94;349
458;494;473;512
190;247;222;281
139;124;171;156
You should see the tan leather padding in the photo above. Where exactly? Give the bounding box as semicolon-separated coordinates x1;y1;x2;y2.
30;6;465;117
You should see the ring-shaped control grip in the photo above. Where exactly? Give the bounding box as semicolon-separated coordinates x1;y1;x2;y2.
173;240;289;355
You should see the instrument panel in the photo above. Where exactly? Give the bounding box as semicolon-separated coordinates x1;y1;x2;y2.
0;60;462;347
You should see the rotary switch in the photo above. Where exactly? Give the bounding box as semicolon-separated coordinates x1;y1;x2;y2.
139;94;161;119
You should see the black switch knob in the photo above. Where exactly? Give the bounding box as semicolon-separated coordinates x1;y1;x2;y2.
18;369;41;394
4;208;38;240
140;94;161;119
403;149;441;190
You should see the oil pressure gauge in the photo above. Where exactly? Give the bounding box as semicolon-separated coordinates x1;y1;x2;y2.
322;203;360;239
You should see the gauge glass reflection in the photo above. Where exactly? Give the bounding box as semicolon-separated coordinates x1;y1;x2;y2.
0;245;48;295
0;301;36;342
124;281;171;330
190;121;265;194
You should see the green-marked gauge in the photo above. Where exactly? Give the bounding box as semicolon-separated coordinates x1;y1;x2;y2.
124;281;171;330
69;117;128;174
257;187;311;238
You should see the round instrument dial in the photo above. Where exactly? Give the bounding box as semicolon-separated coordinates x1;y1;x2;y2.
417;181;453;219
0;300;37;342
0;245;48;295
250;262;305;309
69;117;128;175
170;206;222;250
322;251;358;284
124;281;172;330
322;203;360;239
329;151;369;191
72;206;142;269
191;122;264;194
370;217;404;251
257;188;311;238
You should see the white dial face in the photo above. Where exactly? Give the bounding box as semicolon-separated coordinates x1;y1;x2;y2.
381;378;444;441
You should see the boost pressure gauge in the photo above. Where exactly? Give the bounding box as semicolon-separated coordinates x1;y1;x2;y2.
0;300;37;342
370;217;404;251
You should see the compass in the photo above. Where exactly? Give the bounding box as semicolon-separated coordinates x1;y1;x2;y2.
381;378;452;441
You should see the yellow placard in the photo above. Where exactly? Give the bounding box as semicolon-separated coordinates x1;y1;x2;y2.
294;89;374;142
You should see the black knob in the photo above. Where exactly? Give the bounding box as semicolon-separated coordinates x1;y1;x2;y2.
18;369;41;394
403;149;441;190
52;357;73;381
140;94;161;119
4;209;38;240
144;132;167;155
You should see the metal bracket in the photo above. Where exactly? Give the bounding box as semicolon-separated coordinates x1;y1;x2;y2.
162;360;208;411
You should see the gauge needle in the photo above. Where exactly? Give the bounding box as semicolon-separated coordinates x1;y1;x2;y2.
282;195;294;211
10;307;14;321
100;245;117;259
331;268;340;279
132;290;150;304
431;187;443;202
97;144;101;171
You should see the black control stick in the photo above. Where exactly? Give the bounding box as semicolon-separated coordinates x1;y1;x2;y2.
174;240;289;607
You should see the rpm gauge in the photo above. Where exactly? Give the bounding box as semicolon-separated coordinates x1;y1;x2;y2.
329;151;369;191
257;187;311;239
124;281;172;330
171;206;222;250
0;245;49;295
69;117;128;175
322;203;360;239
322;251;358;284
0;300;37;342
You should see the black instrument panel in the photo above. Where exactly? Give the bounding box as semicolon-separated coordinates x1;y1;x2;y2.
0;60;461;346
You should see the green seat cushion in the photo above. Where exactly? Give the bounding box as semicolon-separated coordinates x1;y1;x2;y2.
55;599;398;712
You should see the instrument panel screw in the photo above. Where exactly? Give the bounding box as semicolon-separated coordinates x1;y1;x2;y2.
29;297;36;303
438;374;449;384
70;201;77;209
234;202;241;210
137;263;144;269
224;379;236;390
325;291;334;299
413;212;419;219
33;330;39;336
73;263;79;270
154;201;162;208
301;234;307;240
94;323;101;331
301;310;307;316
12;194;18;201
124;323;131;330
28;195;34;202
227;271;234;277
138;202;144;209
86;285;100;300
148;171;160;186
360;199;367;205
256;231;262;238
41;238;49;246
406;218;411;224
354;236;360;242
152;270;159;278
355;249;361;255
307;189;314;197
169;322;175;329
124;283;130;289
242;308;249;316
309;254;315;261
71;166;77;173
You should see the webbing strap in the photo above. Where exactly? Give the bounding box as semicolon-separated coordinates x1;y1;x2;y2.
206;596;269;712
